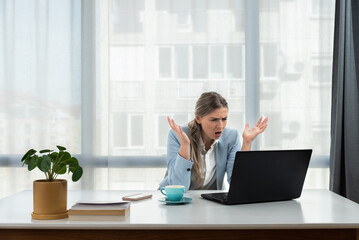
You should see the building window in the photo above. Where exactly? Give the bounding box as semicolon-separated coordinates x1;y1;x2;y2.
193;45;208;79
113;113;144;148
261;44;278;78
210;46;224;79
159;47;173;78
157;115;168;148
312;65;332;84
158;44;244;82
130;115;144;146
175;45;189;79
226;45;243;79
111;0;144;33
311;0;335;16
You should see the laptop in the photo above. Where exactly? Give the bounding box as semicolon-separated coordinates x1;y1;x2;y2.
201;149;312;205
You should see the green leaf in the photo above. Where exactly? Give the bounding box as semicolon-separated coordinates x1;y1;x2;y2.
39;149;52;154
57;151;64;160
69;165;74;172
37;157;43;171
41;155;51;172
21;149;36;161
50;152;58;160
55;165;67;174
28;157;37;171
56;145;66;151
67;157;79;167
72;166;83;182
59;152;71;162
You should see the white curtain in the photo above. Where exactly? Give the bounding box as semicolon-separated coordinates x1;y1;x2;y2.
0;0;82;197
0;0;335;198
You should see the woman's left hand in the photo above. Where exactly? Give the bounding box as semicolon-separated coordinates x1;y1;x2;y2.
242;116;268;144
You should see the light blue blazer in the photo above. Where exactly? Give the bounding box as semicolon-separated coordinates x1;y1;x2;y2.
158;126;241;191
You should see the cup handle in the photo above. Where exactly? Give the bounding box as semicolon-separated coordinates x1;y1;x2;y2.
160;187;167;196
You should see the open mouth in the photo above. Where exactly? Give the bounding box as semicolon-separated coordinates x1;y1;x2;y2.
215;131;222;138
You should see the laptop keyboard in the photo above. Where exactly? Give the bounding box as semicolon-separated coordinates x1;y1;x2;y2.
205;192;229;202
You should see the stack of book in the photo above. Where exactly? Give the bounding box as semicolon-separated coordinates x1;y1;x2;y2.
68;201;130;221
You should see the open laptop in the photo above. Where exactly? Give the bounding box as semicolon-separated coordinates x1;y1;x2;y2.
201;149;312;205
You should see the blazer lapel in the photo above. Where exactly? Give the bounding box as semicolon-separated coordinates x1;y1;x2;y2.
215;136;226;189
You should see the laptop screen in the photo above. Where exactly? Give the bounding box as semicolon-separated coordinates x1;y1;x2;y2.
226;149;312;204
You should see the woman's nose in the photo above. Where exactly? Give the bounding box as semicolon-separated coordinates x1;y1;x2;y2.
218;120;224;128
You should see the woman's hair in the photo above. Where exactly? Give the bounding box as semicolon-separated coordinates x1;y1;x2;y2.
188;92;228;188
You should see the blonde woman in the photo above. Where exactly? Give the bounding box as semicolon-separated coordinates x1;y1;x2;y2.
159;92;268;191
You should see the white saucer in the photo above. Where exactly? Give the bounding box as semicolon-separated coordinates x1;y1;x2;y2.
158;197;192;204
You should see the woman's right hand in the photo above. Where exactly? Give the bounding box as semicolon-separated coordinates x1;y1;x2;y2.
167;116;191;160
167;116;191;146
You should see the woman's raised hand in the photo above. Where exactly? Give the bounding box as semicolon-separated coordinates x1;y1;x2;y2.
167;116;191;160
167;116;191;146
242;116;268;144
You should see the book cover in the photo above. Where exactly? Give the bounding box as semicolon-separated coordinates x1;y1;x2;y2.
68;201;130;216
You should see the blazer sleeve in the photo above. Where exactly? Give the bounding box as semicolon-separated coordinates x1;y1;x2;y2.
225;130;241;184
158;129;193;191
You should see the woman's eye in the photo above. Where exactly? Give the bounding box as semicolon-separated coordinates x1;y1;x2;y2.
210;118;227;122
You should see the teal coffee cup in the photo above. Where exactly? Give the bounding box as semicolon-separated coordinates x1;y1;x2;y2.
160;185;185;201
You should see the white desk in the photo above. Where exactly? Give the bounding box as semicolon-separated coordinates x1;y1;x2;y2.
1;189;359;240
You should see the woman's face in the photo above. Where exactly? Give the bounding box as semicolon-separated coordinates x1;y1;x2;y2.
196;107;228;143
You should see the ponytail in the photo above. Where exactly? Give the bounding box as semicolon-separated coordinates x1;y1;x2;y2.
188;120;205;187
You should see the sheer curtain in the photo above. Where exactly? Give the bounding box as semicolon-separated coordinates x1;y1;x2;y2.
0;0;335;198
0;0;82;197
257;0;335;187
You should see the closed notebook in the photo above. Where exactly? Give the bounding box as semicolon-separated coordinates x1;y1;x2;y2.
68;215;128;221
68;201;130;216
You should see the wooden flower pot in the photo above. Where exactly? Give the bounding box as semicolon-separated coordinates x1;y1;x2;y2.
31;179;68;220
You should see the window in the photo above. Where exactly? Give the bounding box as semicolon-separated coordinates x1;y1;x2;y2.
312;65;332;84
158;44;244;82
0;0;335;199
261;44;278;78
175;45;189;79
113;113;128;148
159;47;173;78
111;0;144;33
131;115;144;146
311;0;335;16
112;113;144;150
210;46;224;79
193;10;207;32
193;46;208;79
226;45;243;79
157;115;169;148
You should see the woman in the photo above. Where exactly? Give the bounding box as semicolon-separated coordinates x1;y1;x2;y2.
159;92;268;191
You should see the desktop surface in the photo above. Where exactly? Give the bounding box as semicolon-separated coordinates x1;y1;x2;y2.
0;189;359;230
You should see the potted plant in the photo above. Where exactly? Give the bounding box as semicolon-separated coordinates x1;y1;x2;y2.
21;145;83;220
